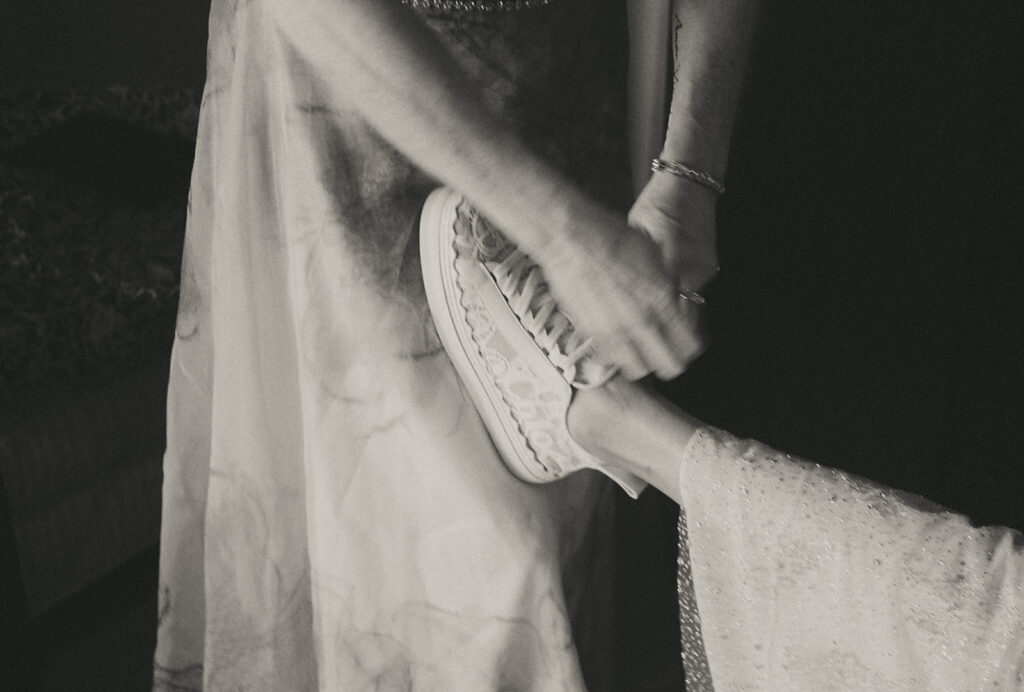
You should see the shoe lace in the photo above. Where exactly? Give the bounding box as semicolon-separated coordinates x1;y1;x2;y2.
485;248;615;389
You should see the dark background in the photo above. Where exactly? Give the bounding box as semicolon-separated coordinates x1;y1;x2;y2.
699;0;1024;529
0;0;209;89
630;1;1024;688
3;0;1023;689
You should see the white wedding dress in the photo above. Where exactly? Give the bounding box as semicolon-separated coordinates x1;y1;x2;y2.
675;426;1024;691
155;0;1024;689
153;1;631;689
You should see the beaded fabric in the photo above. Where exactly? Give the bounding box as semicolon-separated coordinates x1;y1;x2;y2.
677;426;1024;690
676;509;713;692
400;0;554;11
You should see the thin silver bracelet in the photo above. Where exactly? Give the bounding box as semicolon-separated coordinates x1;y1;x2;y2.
651;158;726;196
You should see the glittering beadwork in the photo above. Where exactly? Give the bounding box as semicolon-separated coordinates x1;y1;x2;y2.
678;425;1024;688
677;431;715;692
401;0;553;10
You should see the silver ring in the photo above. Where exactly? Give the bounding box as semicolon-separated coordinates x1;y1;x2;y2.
678;289;707;306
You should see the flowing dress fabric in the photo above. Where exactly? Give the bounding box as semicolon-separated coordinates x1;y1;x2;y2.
153;1;632;689
677;427;1024;691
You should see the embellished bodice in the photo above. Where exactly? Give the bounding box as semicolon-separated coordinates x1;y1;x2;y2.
400;0;556;11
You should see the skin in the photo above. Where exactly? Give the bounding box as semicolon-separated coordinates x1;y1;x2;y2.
579;0;764;503
569;376;700;505
631;0;764;296
270;0;760;381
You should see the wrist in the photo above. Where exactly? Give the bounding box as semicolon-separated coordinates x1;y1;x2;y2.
632;172;717;248
543;189;621;264
482;171;617;267
461;145;587;258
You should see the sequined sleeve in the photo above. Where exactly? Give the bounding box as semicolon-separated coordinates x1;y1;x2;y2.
676;426;1024;691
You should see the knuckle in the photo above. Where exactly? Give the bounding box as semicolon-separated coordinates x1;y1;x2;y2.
649;294;674;315
622;357;650;380
681;340;707;365
657;363;685;381
619;364;640;380
644;307;669;329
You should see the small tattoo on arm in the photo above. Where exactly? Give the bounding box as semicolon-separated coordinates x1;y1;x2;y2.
672;12;682;84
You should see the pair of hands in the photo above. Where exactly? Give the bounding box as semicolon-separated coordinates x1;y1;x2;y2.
541;174;718;381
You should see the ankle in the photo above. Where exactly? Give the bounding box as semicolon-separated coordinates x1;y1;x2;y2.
567;380;643;472
565;388;607;456
568;378;700;501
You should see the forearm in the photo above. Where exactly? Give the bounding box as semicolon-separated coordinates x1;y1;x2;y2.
270;0;604;260
663;0;762;177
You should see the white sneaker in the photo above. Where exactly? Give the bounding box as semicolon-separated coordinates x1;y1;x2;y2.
420;187;646;498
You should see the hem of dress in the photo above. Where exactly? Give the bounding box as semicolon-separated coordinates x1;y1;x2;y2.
677;428;715;691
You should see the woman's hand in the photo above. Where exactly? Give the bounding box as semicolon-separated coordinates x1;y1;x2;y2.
536;199;705;381
628;171;719;293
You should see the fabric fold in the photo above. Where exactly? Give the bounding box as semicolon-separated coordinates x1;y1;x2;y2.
155;1;631;689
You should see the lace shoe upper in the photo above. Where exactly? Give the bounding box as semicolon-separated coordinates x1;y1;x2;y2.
456;205;615;389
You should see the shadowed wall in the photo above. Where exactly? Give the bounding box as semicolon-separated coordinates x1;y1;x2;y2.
0;0;210;89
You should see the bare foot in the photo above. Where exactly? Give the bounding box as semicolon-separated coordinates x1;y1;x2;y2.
567;377;699;501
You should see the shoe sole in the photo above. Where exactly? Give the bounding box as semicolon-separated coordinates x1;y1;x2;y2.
420;187;555;485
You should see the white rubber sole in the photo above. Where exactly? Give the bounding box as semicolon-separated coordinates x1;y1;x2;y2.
420;188;551;484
